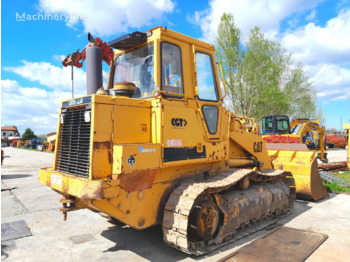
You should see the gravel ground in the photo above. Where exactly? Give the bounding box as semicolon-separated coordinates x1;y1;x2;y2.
319;171;350;188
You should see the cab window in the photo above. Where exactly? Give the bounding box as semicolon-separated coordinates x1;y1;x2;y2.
202;106;218;134
161;42;184;95
114;43;155;98
276;116;290;133
195;52;218;101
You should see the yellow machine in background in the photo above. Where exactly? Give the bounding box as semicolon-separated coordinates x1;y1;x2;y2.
290;118;327;160
39;27;327;255
344;124;350;169
262;115;327;161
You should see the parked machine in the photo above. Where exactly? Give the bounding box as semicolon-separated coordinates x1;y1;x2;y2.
344;124;350;169
290;118;327;158
262;115;327;162
39;27;328;255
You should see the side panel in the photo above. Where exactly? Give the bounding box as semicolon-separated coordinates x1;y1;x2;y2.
162;101;204;148
91;103;113;180
113;105;151;144
112;144;161;174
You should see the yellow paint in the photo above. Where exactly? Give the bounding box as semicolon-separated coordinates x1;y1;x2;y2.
343;124;350;168
39;26;325;230
39;167;120;200
112;144;161;174
268;149;328;201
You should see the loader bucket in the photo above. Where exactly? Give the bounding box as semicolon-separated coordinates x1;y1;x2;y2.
268;149;329;201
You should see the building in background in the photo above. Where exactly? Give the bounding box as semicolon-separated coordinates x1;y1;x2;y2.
46;132;56;143
1;126;21;147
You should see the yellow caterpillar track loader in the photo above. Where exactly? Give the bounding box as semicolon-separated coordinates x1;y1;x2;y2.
39;27;326;255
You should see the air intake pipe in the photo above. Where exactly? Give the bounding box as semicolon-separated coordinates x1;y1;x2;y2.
86;33;103;95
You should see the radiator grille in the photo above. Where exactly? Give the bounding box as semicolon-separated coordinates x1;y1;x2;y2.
56;105;91;177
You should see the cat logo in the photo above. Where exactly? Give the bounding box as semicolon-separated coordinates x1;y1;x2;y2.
253;142;263;153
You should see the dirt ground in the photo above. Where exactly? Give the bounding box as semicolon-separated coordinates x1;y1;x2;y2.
1;147;349;261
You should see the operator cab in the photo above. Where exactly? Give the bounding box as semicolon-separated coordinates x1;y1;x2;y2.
107;27;224;140
262;115;291;135
108;30;186;99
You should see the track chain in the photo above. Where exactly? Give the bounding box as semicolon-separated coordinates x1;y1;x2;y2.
162;168;295;255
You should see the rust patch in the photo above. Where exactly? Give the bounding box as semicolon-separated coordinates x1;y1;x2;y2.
108;151;113;164
81;187;103;200
211;142;217;146
119;169;157;192
93;141;112;150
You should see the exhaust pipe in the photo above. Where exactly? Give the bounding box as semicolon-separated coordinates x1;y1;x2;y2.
86;33;102;95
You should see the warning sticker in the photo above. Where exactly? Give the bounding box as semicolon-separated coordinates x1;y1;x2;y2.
51;174;62;186
127;156;136;166
167;139;183;147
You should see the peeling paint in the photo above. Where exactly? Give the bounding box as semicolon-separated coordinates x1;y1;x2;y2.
119;169;157;192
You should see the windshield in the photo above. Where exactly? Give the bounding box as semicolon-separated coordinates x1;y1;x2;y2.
262;116;273;134
114;43;155;98
276;116;290;133
262;116;290;134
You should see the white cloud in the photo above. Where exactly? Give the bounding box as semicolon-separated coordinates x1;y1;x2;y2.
52;54;66;62
306;9;317;21
282;9;350;66
190;1;349;102
190;0;325;43
311;64;350;101
4;60;87;94
1;79;71;135
2;59;110;135
38;0;175;36
4;60;110;96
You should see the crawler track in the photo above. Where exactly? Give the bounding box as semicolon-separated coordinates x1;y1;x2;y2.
162;168;296;255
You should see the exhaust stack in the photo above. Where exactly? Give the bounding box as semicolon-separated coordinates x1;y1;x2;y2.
86;33;103;95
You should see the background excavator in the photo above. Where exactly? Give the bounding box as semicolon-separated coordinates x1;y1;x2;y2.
39;27;328;255
262;115;327;162
290;118;327;152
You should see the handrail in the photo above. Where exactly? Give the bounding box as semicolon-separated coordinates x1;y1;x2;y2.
217;62;227;99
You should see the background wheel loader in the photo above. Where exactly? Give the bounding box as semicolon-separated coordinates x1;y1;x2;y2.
39;26;328;255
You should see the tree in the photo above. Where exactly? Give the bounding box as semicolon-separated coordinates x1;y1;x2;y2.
12;126;20;136
216;13;319;121
37;134;47;143
21;128;37;141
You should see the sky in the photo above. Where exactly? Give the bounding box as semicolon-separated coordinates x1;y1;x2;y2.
1;0;350;136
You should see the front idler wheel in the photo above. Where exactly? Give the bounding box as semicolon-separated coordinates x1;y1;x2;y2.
188;199;220;241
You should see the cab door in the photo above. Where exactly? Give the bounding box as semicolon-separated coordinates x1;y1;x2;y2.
193;47;223;141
